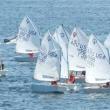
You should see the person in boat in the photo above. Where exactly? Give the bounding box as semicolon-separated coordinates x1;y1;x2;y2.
28;53;34;58
80;71;86;79
102;82;110;88
0;60;4;70
81;71;86;76
51;81;58;85
67;71;75;84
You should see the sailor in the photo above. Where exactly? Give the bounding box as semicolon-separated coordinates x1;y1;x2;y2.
80;71;86;79
0;60;4;70
51;81;57;85
28;53;34;58
82;71;86;76
67;71;75;84
103;82;110;88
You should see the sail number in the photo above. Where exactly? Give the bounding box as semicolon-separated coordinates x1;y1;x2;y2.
48;51;58;57
18;27;36;41
71;40;87;59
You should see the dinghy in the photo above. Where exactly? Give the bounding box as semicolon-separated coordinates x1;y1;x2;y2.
15;16;40;62
68;27;88;80
32;31;66;93
33;31;78;93
84;34;110;93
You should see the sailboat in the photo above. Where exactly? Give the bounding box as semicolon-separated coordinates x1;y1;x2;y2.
32;31;66;93
15;16;41;62
84;34;110;93
68;27;88;80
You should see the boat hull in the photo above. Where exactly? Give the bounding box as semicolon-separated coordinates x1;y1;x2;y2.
15;56;37;62
83;86;110;93
31;84;66;94
58;83;81;92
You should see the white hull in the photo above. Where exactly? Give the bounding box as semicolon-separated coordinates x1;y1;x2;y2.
31;83;66;94
15;56;37;62
83;86;110;93
58;82;80;92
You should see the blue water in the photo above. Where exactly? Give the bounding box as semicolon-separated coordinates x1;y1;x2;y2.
0;0;110;110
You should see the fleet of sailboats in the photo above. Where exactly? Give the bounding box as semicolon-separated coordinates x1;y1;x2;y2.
2;16;110;93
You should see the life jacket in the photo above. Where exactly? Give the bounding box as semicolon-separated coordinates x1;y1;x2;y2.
1;64;4;70
28;53;34;58
68;74;75;84
51;81;57;85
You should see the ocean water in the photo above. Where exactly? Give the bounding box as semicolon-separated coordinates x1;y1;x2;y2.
0;0;110;110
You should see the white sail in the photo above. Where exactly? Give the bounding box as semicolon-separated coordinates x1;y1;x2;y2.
16;16;40;54
104;34;110;48
53;25;70;45
60;55;69;78
34;31;61;81
68;27;88;71
99;40;110;63
53;25;69;78
86;34;110;84
104;34;110;62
